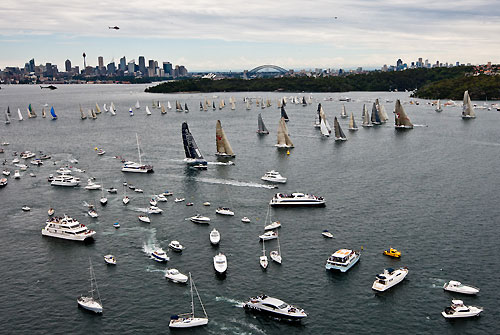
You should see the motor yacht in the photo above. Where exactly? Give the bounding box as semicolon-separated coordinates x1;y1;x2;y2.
213;253;228;274
147;206;163;214
2;169;10;176
209;229;220;245
134;188;143;193
442;300;483;318
104;255;116;265
241;217;251;223
325;249;360;272
29;172;36;177
12;158;20;164
264;221;281;230
152;248;170;262
165;269;188;283
138;215;151;223
190;215;211;224
13;170;21;179
96;148;106;155
162;191;174;197
216;207;234;216
322;230;333;238
42;215;96;241
203;202;211;206
269;193;325;207
155;194;167;202
15;163;28;170
372;267;408;292
20;151;35;159
243;294;307;321
85;179;102;190
22;205;31;211
50;175;80;187
443;281;480;295
30;159;43;166
261;170;287;183
259;231;278;241
122;196;130;205
169;240;184;252
121;161;154;173
56;167;72;175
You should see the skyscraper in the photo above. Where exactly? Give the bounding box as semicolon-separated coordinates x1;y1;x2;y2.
98;56;104;69
138;56;146;74
127;60;135;74
28;58;35;72
65;59;72;72
163;62;172;76
119;56;127;71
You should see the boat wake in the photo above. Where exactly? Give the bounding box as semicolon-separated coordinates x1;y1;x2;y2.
194;177;277;189
208;161;235;166
413;124;428;127
215;296;245;308
209;318;267;335
142;228;158;257
145;266;166;274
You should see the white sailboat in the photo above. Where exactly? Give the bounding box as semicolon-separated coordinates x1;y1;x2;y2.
319;105;331;137
121;133;154;173
110;102;116;115
362;104;372;127
215;120;235;157
135;100;141;109
257;113;269;134
80;105;87;120
17;108;23;121
77;259;103;314
145;105;152;115
348;112;358;131
270;235;282;264
376;99;389;122
333;117;347;141
169;273;208;328
435;99;442;112
340;104;348;118
462;90;476;119
260;238;269;269
103;104;108;112
161;104;166;114
167;101;172;110
394;99;413;129
275;117;294;148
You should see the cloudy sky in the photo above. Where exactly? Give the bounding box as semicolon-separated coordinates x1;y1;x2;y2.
1;0;499;71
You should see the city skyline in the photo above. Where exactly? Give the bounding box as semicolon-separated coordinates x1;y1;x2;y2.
2;0;499;70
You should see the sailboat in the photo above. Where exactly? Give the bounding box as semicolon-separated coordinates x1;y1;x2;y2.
110;102;116;115
215;120;235;157
80;105;87;119
435;99;442;112
212;101;216;111
231;100;236;110
370;102;381;125
394;99;414;129
319;105;332;137
462;90;476;119
17;108;23;121
41;107;46;118
200;102;203;111
91;109;97;119
376;99;389;122
182;122;207;168
169;272;208;328
257;113;269;134
280;105;289;122
203;100;208;111
28;104;37;118
275;117;294;148
161;104;166;114
145;106;152;115
333;117;347;141
95;103;102;114
122;133;154;173
184;103;189;113
77;258;103;314
314;103;322;128
5;108;11;124
219;100;224;110
176;101;183;112
167;101;172;110
135;100;141;109
128;108;134;116
260;238;269;269
103;104;108;112
50;106;57;120
362;104;372;127
270;234;282;264
246;100;251;110
340;105;348;118
348;112;358;131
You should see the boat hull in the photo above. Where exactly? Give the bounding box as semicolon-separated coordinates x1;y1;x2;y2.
42;229;95;241
270;200;325;207
77;298;102;314
169;317;208;328
325;254;360;272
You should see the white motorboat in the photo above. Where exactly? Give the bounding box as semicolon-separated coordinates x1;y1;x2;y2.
269;193;325;207
20;151;35;159
22;205;31;211
169;240;184;252
261;170;287;183
175;197;185;203
149;198;157;206
203;202;211;206
88;209;99;218
84;179;102;190
42;215;96;241
147;206;163;214
264;221;281;230
48;208;55;216
29;172;36;177
107;187;118;193
190;215;211;224
169;273;208;328
322;230;334;238
122;196;130;205
15;163;28;170
165;268;188;283
138;215;151;223
443;281;480;295
325;249;360;272
0;177;7;188
30;159;43;166
77;259;102;314
213;253;228;274
243;294;307;321
134;188;143;193
259;254;269;269
56;167;72;175
99;186;107;206
12;157;20;164
152;248;170;262
259;231;278;241
96;148;106;155
155;194;168;202
2;169;10;176
442;300;483;318
241;217;251;223
372;267;408;292
209;229;220;245
216;207;234;216
51;175;80;187
162;191;174;196
14;170;21;179
104;255;116;265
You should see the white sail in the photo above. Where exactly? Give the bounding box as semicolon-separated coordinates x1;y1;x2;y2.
462;90;476;118
394;99;413;128
215;120;235;157
231;101;236;110
17;108;23;121
349;112;358;130
167;101;172;110
435;99;442;112
103;104;108;112
146;106;152;115
161;104;166;114
341;104;347;118
275;117;294;148
246;100;251;110
135;100;140;109
376;99;389;122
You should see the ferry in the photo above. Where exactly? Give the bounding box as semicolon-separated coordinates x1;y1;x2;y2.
42;215;96;241
243;294;307;321
269;193;325;207
50;175;80;187
325;249;360;272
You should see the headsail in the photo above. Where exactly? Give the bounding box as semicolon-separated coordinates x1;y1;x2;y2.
275;117;293;148
257;113;269;134
50;106;57;120
462;90;476;118
394;99;413;129
280;105;289;122
319;105;331;136
215;120;235;157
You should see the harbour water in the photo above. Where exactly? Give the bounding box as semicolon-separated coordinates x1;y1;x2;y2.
0;84;497;334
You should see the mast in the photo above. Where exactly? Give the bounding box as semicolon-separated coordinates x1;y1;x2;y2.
190;272;194;316
136;133;142;164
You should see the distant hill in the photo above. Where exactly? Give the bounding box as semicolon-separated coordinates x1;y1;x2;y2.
145;66;473;94
412;74;500;100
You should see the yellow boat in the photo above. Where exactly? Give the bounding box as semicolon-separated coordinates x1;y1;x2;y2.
383;247;401;258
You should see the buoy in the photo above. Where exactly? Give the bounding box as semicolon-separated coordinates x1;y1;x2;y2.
286;150;290;155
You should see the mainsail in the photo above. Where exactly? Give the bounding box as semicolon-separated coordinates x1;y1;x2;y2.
319;105;331;136
371;102;381;125
362;104;372;127
17;108;23;121
95;103;102;114
50;106;57;120
462;90;476;118
275;117;294;148
394;99;413;129
333;116;347;141
341;105;347;118
215;120;235;157
348;112;358;130
280;105;289;122
376;99;388;122
5;107;10;124
257;113;269;134
80;105;87;119
182;122;207;165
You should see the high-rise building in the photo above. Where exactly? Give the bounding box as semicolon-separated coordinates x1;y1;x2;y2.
29;58;35;72
98;56;104;69
65;59;72;72
119;56;127;71
127;60;135;74
163;62;172;76
138;56;146;74
178;65;188;77
148;59;155;70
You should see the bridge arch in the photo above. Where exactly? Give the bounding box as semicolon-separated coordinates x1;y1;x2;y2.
248;65;288;74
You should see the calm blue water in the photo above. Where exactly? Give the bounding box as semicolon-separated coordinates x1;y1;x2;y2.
0;85;497;334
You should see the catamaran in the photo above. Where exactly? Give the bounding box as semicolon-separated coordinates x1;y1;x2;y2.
215;120;235;157
333;117;347;141
275;117;294;148
77;259;103;314
394;99;413;129
182;122;207;169
257;113;269;134
169;273;208;328
462;90;476;119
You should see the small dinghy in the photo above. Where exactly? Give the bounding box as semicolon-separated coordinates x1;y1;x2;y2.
88;209;99;218
322;230;334;238
22;205;31;211
113;222;120;228
165;268;188;283
104;255;116;265
241;217;251;223
48;208;55;216
138;215;151;223
169;240;184;252
443;281;480;295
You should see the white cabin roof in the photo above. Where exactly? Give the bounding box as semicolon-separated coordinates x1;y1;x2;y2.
332;249;352;257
